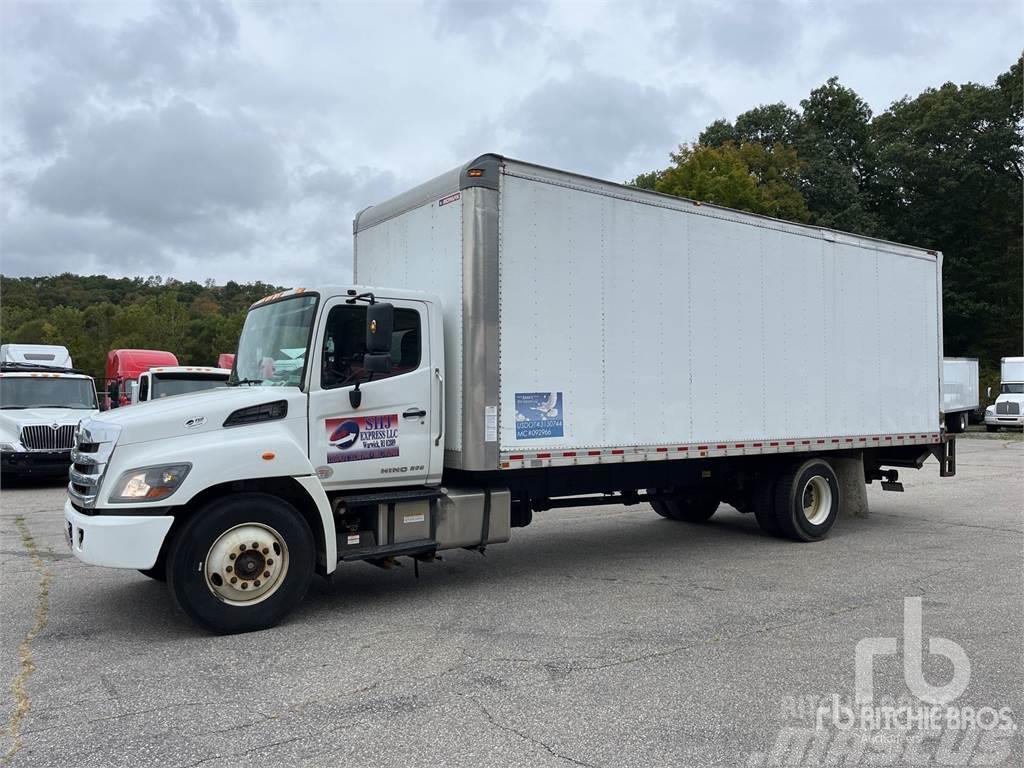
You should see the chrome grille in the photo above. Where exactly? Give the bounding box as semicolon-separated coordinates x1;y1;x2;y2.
996;401;1020;415
67;421;120;509
20;424;77;451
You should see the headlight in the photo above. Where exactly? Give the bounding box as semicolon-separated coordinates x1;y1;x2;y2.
109;464;191;503
985;406;994;415
0;442;16;453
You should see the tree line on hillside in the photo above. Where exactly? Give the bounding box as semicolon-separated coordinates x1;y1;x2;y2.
631;57;1022;383
0;275;280;380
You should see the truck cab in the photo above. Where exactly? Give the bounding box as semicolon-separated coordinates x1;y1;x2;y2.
105;349;178;409
64;286;465;633
985;356;1024;432
133;366;231;403
0;344;99;477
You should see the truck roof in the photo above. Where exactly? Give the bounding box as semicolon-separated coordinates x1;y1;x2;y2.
353;153;941;262
0;343;73;369
106;349;178;379
249;285;441;309
148;366;231;376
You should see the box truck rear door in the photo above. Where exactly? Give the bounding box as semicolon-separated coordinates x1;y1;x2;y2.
308;297;433;491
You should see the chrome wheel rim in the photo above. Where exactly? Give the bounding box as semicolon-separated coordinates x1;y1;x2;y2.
204;523;289;606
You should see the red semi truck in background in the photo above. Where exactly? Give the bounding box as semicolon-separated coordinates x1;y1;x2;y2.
105;349;178;408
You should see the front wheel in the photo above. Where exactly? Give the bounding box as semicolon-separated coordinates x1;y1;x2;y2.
167;493;315;634
772;458;840;541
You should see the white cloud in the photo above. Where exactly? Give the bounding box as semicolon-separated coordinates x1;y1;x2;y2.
0;0;1020;285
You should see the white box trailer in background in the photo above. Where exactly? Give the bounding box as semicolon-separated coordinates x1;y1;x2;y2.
60;154;957;633
941;358;979;433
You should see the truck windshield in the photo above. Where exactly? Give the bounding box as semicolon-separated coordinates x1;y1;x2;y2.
0;377;97;409
152;374;229;399
1001;383;1024;394
231;294;318;388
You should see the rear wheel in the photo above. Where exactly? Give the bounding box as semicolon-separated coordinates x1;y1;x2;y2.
167;493;315;634
649;490;719;522
752;471;781;536
772;458;840;541
945;412;967;433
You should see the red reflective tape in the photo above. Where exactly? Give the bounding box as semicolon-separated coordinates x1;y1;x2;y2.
872;436;880;441
678;446;688;451
786;441;795;446
588;450;601;456
611;449;625;455
735;443;745;448
817;439;825;444
509;454;524;460
831;439;840;443
562;451;576;457
859;437;867;442
716;444;727;450
698;445;709;450
770;441;779;447
656;447;668;453
801;440;810;445
845;438;853;443
535;453;551;459
885;436;892;440
752;442;763;447
501;462;510;468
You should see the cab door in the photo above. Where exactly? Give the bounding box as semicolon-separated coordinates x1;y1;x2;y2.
307;297;434;491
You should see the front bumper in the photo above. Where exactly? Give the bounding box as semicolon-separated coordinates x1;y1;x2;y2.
63;500;173;569
984;414;1024;428
2;450;72;476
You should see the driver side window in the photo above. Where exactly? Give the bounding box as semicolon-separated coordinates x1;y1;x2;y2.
321;305;421;389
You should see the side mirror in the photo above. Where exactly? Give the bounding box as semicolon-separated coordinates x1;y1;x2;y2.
986;386;992;399
366;302;394;355
364;352;391;375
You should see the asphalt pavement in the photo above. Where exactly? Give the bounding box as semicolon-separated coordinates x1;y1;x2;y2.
1;435;1021;767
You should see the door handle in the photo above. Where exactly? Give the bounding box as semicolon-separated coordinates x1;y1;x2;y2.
403;408;427;419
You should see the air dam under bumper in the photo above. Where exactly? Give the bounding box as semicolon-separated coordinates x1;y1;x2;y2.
2;450;72;476
64;501;174;569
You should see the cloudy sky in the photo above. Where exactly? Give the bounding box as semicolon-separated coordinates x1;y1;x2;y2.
1;0;1020;287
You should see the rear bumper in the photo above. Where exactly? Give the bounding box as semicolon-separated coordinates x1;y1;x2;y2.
2;450;71;476
63;500;173;569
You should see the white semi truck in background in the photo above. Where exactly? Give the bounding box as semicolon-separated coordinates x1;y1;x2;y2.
985;356;1024;432
1;344;99;477
941;357;979;433
132;366;231;404
62;155;956;633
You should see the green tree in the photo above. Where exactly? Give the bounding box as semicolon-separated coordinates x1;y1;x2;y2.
653;142;810;221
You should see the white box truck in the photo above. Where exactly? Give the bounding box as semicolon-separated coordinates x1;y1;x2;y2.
985;356;1024;431
941;358;979;433
62;155;955;633
1;344;99;476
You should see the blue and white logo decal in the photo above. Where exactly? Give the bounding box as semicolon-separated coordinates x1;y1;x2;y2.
514;392;564;440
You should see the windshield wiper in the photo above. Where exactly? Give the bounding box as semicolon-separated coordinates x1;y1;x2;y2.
227;378;264;387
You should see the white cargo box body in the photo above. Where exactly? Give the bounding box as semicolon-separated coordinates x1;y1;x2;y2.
942;358;979;413
1002;357;1024;383
355;155;943;472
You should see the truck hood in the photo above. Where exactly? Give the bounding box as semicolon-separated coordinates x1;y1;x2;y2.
993;394;1024;407
0;408;97;439
84;386;307;447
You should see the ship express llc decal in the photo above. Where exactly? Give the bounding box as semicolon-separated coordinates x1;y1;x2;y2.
326;414;399;463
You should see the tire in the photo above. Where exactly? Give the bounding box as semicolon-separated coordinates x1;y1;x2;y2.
772;458;840;542
651;491;719;523
752;471;781;536
166;493;315;634
945;412;967;433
